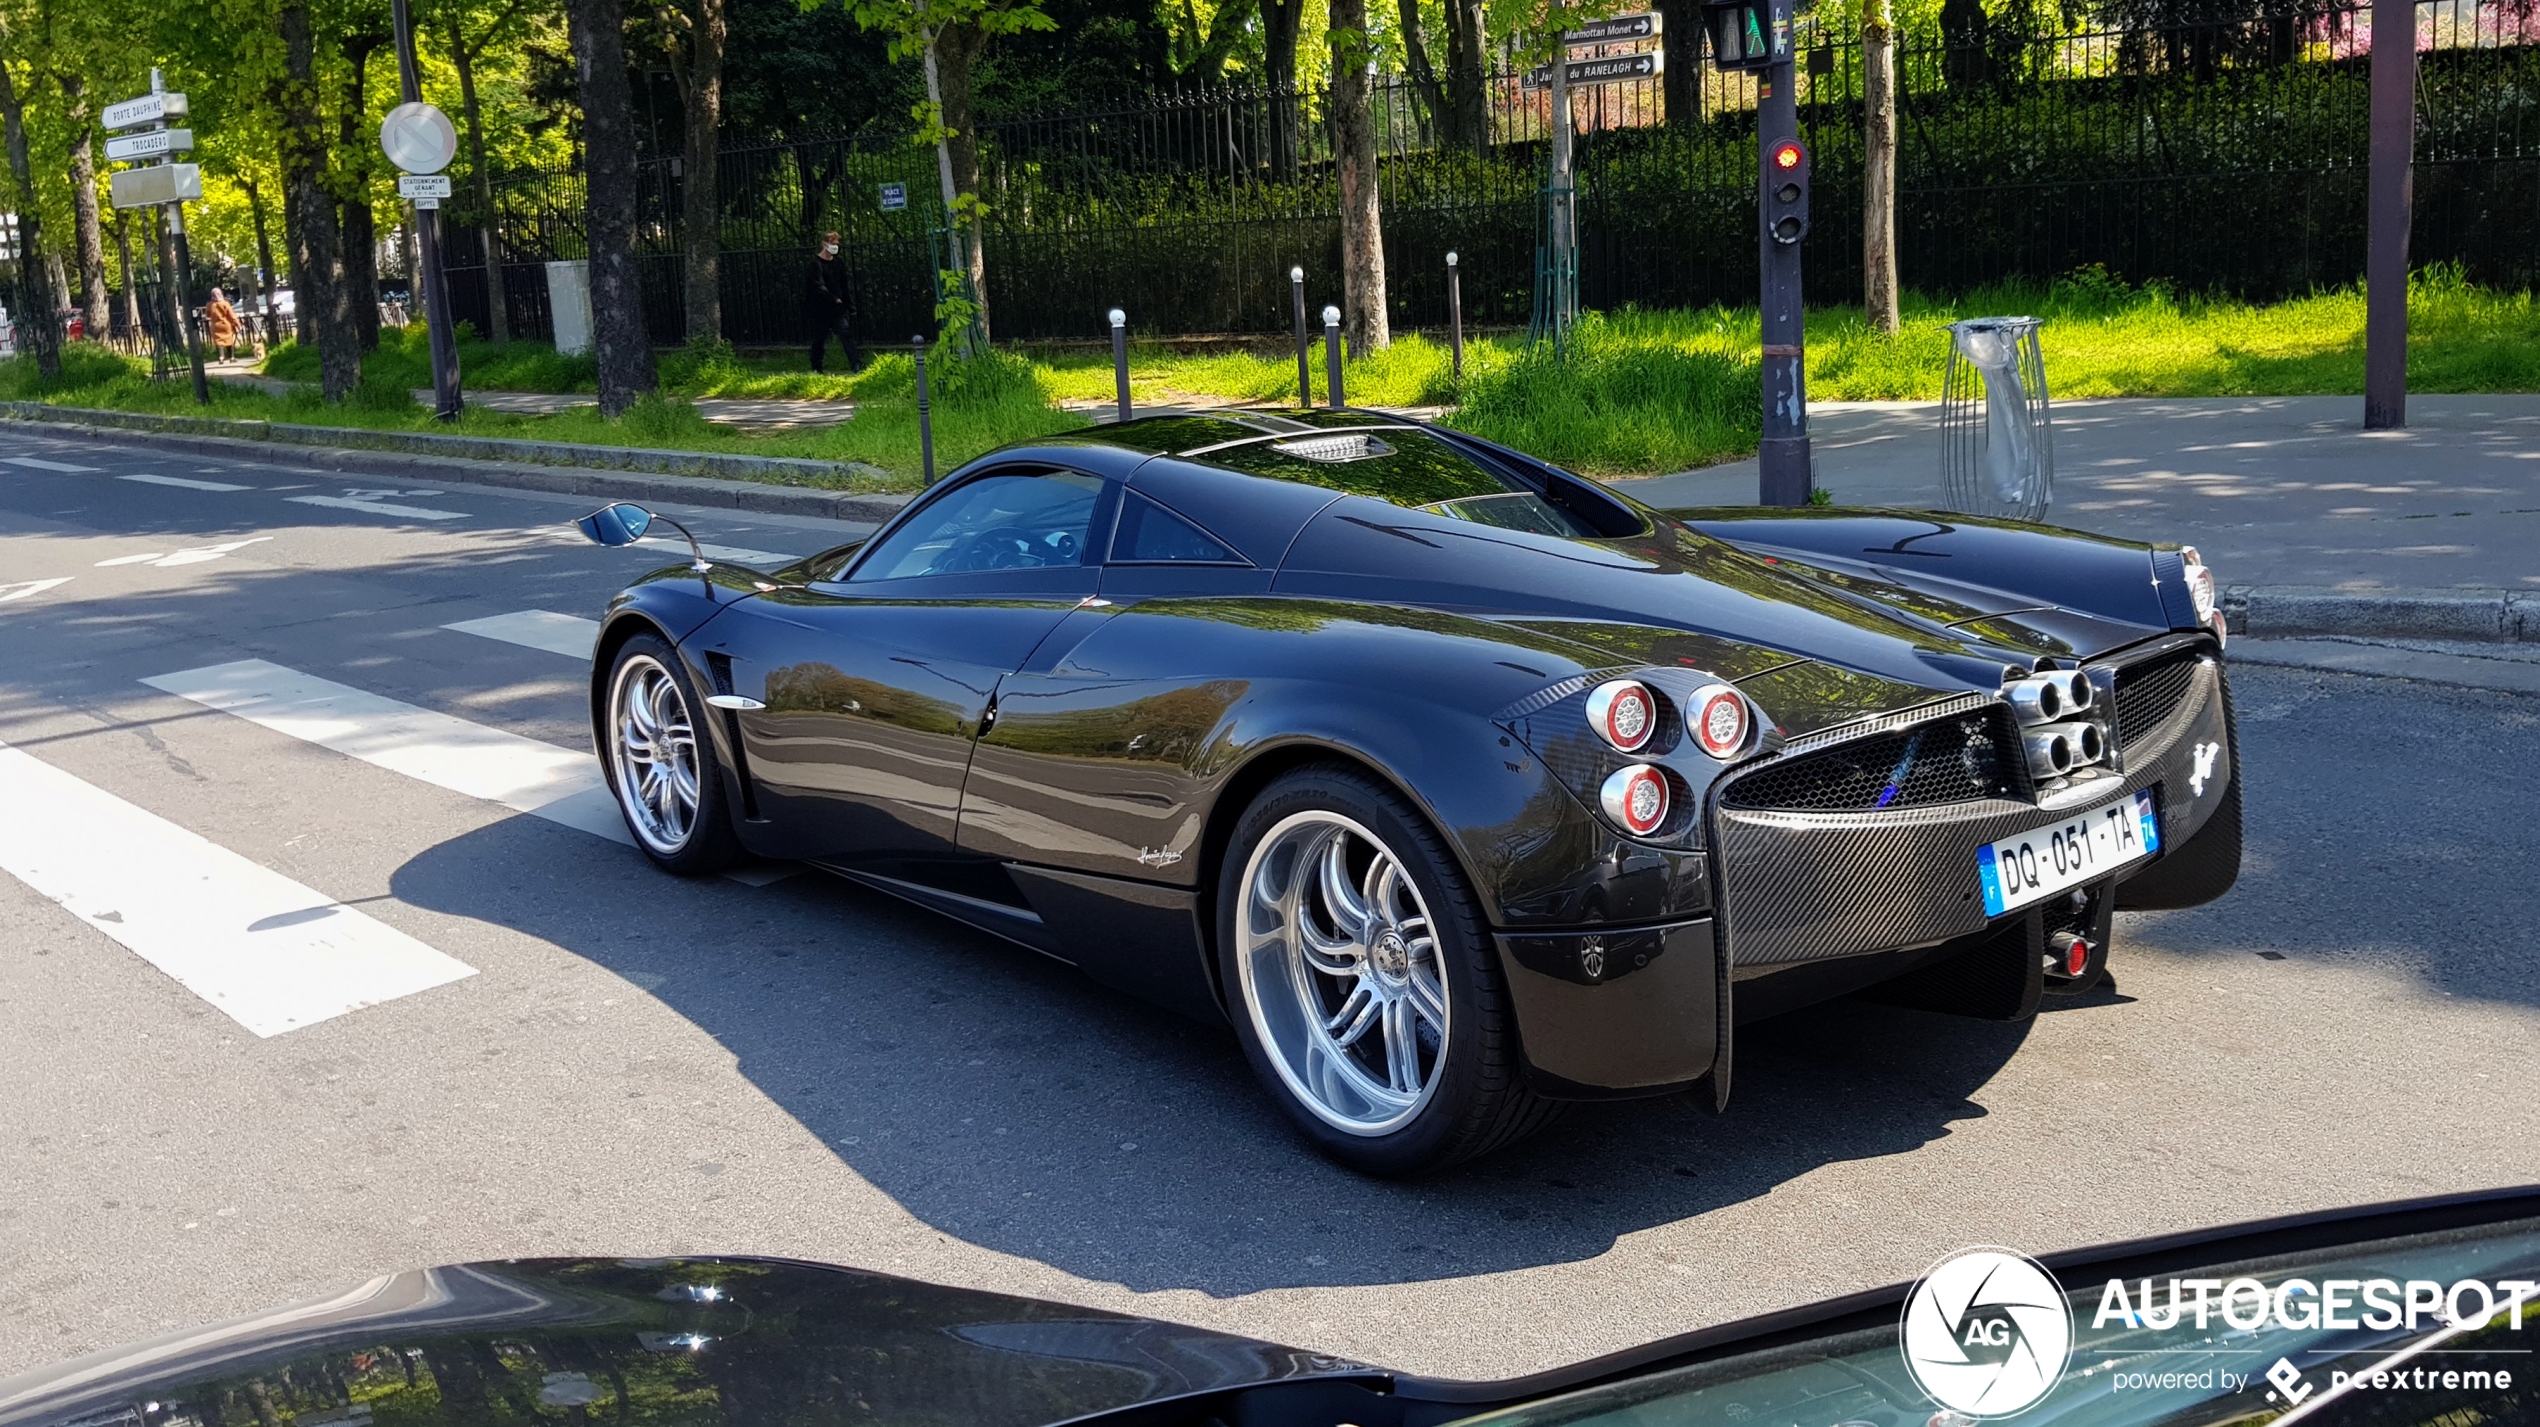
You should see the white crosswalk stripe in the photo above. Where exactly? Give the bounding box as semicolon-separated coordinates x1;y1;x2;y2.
1;455;99;472
0;741;477;1037
286;494;470;521
121;474;255;492
444;609;599;659
143;659;632;844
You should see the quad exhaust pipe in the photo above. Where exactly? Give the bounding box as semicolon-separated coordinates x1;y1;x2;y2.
2020;720;2106;779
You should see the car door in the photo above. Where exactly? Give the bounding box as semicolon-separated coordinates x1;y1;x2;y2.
708;466;1112;865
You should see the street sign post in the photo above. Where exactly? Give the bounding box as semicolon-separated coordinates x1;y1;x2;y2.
384;0;463;422
102;71;208;404
879;182;907;212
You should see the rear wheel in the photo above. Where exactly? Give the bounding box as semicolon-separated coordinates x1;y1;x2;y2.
603;633;742;875
1217;765;1556;1175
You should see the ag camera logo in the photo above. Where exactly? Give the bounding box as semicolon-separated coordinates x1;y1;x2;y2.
1901;1247;2074;1417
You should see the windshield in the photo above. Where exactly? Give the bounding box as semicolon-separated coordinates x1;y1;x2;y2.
1452;1215;2540;1427
1192;425;1603;535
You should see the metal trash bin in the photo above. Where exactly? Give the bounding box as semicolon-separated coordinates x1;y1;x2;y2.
1941;316;2053;522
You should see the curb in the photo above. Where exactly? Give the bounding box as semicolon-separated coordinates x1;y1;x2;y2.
2223;585;2534;644
1;405;914;525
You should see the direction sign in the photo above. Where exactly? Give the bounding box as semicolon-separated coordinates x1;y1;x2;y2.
379;101;458;175
1522;50;1664;88
108;163;203;210
879;182;907;212
104;128;193;162
1564;12;1660;44
102;92;188;131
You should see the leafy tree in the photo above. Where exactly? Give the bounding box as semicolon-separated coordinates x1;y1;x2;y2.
564;0;657;410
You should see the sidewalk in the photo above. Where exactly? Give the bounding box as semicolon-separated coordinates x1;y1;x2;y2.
208;367;856;432
1611;395;2540;594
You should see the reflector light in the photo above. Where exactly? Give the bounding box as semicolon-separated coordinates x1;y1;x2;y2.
1599;764;1672;837
2067;937;2090;976
1689;683;1748;759
1584;679;1659;753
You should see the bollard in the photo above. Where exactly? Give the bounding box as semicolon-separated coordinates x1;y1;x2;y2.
913;335;935;486
1323;305;1345;410
1446;251;1465;381
1290;266;1311;408
1108;308;1131;424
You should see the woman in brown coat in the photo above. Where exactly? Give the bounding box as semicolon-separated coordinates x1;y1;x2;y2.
203;288;241;360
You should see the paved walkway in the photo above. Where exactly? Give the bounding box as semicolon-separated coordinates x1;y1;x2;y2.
1613;396;2540;593
210;369;857;431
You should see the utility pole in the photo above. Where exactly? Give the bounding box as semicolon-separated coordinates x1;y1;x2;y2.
389;0;464;420
2363;0;2415;430
1702;0;1810;505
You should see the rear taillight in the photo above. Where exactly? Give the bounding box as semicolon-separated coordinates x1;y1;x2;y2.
1690;684;1749;759
1584;679;1659;753
1599;764;1672;836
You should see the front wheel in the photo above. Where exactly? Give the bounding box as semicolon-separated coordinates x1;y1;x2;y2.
1217;765;1556;1175
603;632;742;875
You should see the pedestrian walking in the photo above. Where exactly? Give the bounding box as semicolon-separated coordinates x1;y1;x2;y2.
204;287;241;361
804;231;861;373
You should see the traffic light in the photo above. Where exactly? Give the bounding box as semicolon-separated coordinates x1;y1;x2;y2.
1702;0;1782;71
1763;138;1809;244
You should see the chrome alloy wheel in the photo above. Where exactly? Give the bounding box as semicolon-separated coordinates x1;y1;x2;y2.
1236;811;1450;1136
609;653;703;856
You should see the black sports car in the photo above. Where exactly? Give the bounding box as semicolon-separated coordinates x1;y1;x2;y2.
573;409;2241;1174
6;1190;2532;1427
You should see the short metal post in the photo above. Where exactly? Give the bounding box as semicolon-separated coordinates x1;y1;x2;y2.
1323;305;1345;410
1108;307;1130;423
1446;251;1464;381
913;335;935;485
1290;266;1311;408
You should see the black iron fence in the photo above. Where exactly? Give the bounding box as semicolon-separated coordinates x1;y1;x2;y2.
442;0;2540;346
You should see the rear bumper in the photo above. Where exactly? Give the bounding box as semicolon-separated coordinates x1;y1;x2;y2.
1501;642;2236;1097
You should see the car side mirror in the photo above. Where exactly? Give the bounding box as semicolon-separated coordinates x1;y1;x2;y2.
577;502;655;547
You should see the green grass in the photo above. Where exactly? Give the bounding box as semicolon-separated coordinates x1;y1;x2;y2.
10;338;1081;490
25;269;2540;486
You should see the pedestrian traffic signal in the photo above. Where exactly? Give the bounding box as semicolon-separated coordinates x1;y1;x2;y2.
1703;0;1782;71
1763;139;1810;244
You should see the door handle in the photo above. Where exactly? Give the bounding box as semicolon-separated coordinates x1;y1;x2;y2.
705;694;766;711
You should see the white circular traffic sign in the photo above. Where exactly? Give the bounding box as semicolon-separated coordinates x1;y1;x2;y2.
1899;1246;2074;1418
380;102;457;175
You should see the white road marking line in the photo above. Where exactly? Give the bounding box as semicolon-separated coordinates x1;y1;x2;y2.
122;474;255;492
1;455;100;472
0;741;477;1037
286;494;469;521
630;534;804;566
443;610;599;660
0;577;73;604
143;660;633;845
95;537;274;569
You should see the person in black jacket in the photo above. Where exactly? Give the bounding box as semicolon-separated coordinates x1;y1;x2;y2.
805;231;861;373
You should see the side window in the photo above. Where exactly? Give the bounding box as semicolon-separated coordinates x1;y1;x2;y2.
1110;491;1245;565
848;470;1104;581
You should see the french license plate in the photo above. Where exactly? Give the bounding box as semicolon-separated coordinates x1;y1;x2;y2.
1978;790;2161;917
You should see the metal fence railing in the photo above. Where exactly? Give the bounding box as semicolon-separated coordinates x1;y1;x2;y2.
434;0;2539;346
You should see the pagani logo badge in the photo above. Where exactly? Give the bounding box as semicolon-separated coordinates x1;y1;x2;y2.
2190;741;2221;797
1901;1247;2074;1418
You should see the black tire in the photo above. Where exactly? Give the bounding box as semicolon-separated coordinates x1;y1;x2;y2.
600;632;744;875
1215;764;1558;1175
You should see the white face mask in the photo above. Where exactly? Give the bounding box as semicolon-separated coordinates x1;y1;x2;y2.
822;243;839;257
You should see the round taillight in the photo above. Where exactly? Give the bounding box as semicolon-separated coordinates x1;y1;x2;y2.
1600;764;1671;837
1690;683;1749;759
1584;679;1659;753
2067;936;2091;977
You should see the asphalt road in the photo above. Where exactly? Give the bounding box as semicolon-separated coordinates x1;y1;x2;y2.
2;427;2536;1384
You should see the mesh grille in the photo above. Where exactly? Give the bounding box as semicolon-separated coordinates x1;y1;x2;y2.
2115;651;2204;747
1721;708;2023;813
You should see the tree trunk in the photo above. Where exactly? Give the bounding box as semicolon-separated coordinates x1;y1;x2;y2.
1260;0;1303;176
278;0;360;398
59;74;109;336
678;0;726;342
926;22;990;343
243;178;282;345
338;34;386;352
1862;0;1900;334
0;58;59;375
448;18;510;343
113;206;142;339
1394;0;1446;139
1441;0;1488;153
1328;0;1388;355
1657;0;1699;128
565;0;659;413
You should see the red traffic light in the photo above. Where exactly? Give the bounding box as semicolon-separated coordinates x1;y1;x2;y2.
1771;140;1807;171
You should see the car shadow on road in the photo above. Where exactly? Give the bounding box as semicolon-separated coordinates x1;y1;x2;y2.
389;818;2034;1298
